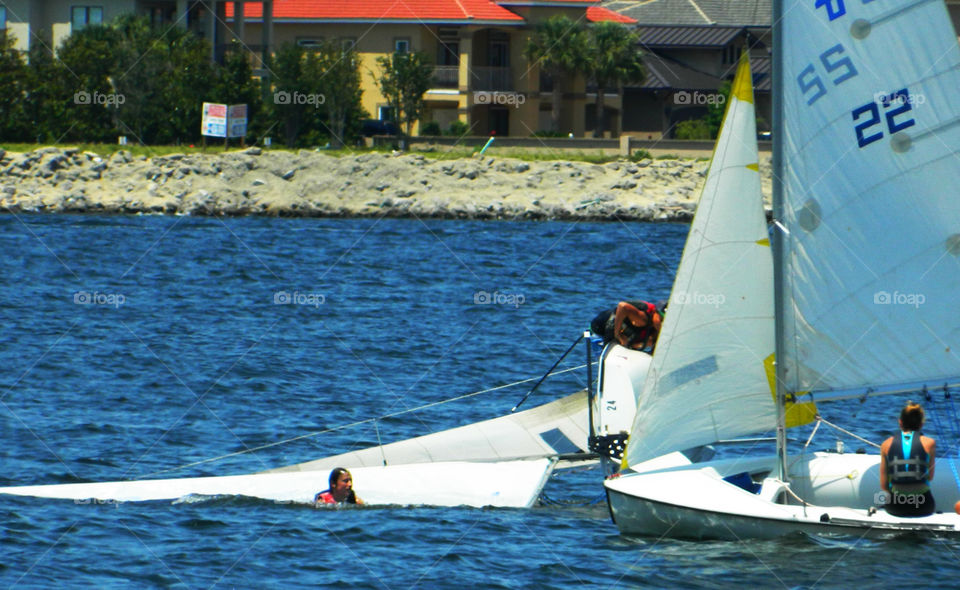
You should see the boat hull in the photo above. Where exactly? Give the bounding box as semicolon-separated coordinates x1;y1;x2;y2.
605;452;960;540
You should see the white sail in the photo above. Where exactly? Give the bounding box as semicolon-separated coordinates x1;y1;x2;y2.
0;459;554;508
779;0;960;398
625;53;777;466
268;390;590;473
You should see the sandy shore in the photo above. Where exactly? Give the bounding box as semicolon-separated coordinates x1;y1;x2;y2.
0;147;773;221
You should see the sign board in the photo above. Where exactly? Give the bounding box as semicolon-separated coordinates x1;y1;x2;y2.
201;102;227;138
228;104;248;138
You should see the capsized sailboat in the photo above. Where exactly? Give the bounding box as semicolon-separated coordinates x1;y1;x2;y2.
0;389;593;508
604;8;960;538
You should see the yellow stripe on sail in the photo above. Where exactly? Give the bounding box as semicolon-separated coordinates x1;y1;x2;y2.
756;238;770;247
731;50;754;105
746;163;759;172
763;354;817;427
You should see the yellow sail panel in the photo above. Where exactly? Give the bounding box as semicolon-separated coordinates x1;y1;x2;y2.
763;354;817;427
731;51;754;105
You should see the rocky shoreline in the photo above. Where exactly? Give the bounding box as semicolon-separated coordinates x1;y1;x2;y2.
0;147;772;221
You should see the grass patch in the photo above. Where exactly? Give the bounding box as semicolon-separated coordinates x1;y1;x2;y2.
0;142;696;164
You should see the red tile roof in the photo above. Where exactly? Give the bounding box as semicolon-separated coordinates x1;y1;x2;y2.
225;1;523;22
586;6;637;23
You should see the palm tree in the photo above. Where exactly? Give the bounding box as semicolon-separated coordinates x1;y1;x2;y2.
588;22;646;138
525;15;590;133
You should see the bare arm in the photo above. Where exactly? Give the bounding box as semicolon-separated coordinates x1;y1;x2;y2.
614;302;642;347
879;438;891;491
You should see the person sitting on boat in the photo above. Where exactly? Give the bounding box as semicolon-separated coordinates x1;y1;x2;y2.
590;300;662;352
315;467;363;506
879;402;936;517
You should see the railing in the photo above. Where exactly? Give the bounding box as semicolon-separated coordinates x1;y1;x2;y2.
431;66;459;89
470;66;513;91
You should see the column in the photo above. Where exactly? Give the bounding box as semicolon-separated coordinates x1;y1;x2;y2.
235;1;245;45
176;0;188;29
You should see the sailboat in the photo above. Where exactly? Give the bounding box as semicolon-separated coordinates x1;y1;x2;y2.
603;0;960;538
0;388;593;508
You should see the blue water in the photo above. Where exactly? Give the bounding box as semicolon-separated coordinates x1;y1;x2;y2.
2;214;959;589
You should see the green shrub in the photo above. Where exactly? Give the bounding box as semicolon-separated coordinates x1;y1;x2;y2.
674;119;712;140
628;149;652;161
420;121;441;136
445;120;469;137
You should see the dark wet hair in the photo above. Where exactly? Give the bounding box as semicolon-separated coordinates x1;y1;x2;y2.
329;467;350;489
900;402;925;431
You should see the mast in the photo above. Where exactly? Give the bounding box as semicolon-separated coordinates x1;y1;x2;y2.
771;0;789;483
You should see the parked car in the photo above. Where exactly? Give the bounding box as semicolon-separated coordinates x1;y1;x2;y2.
361;119;399;136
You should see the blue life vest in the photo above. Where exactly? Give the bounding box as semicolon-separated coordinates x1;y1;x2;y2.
886;431;930;492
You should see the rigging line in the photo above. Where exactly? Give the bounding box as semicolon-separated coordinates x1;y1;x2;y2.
803;418;822;450
815;416;881;450
137;363;592;479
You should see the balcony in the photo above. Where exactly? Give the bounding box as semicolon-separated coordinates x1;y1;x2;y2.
470;66;513;91
431;66;459;89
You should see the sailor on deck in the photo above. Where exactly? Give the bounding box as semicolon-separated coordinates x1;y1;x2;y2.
879;402;936;517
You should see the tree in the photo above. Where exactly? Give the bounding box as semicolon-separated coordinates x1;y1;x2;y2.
314;41;363;148
268;42;307;146
213;41;265;143
0;33;29;141
525;15;590;133
587;22;645;138
111;15;214;144
25;44;73;143
56;23;121;142
374;51;432;141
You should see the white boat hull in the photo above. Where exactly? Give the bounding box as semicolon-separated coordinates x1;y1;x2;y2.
605;452;960;539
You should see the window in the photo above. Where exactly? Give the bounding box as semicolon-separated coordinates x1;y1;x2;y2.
340;37;356;51
438;40;459;65
0;7;6;30
394;38;410;53
297;38;324;48
723;45;741;65
71;6;103;31
378;106;396;122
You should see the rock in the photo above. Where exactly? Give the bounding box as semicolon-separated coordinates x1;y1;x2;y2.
281;169;296;181
252;179;267;186
242;147;262;156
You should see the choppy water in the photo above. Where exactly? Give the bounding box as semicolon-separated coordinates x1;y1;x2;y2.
1;214;959;589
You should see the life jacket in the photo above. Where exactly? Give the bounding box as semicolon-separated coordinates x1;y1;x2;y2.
314;490;336;504
886;431;930;492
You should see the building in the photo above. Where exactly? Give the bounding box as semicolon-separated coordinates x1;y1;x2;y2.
218;0;636;137
604;0;960;138
0;0;635;138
